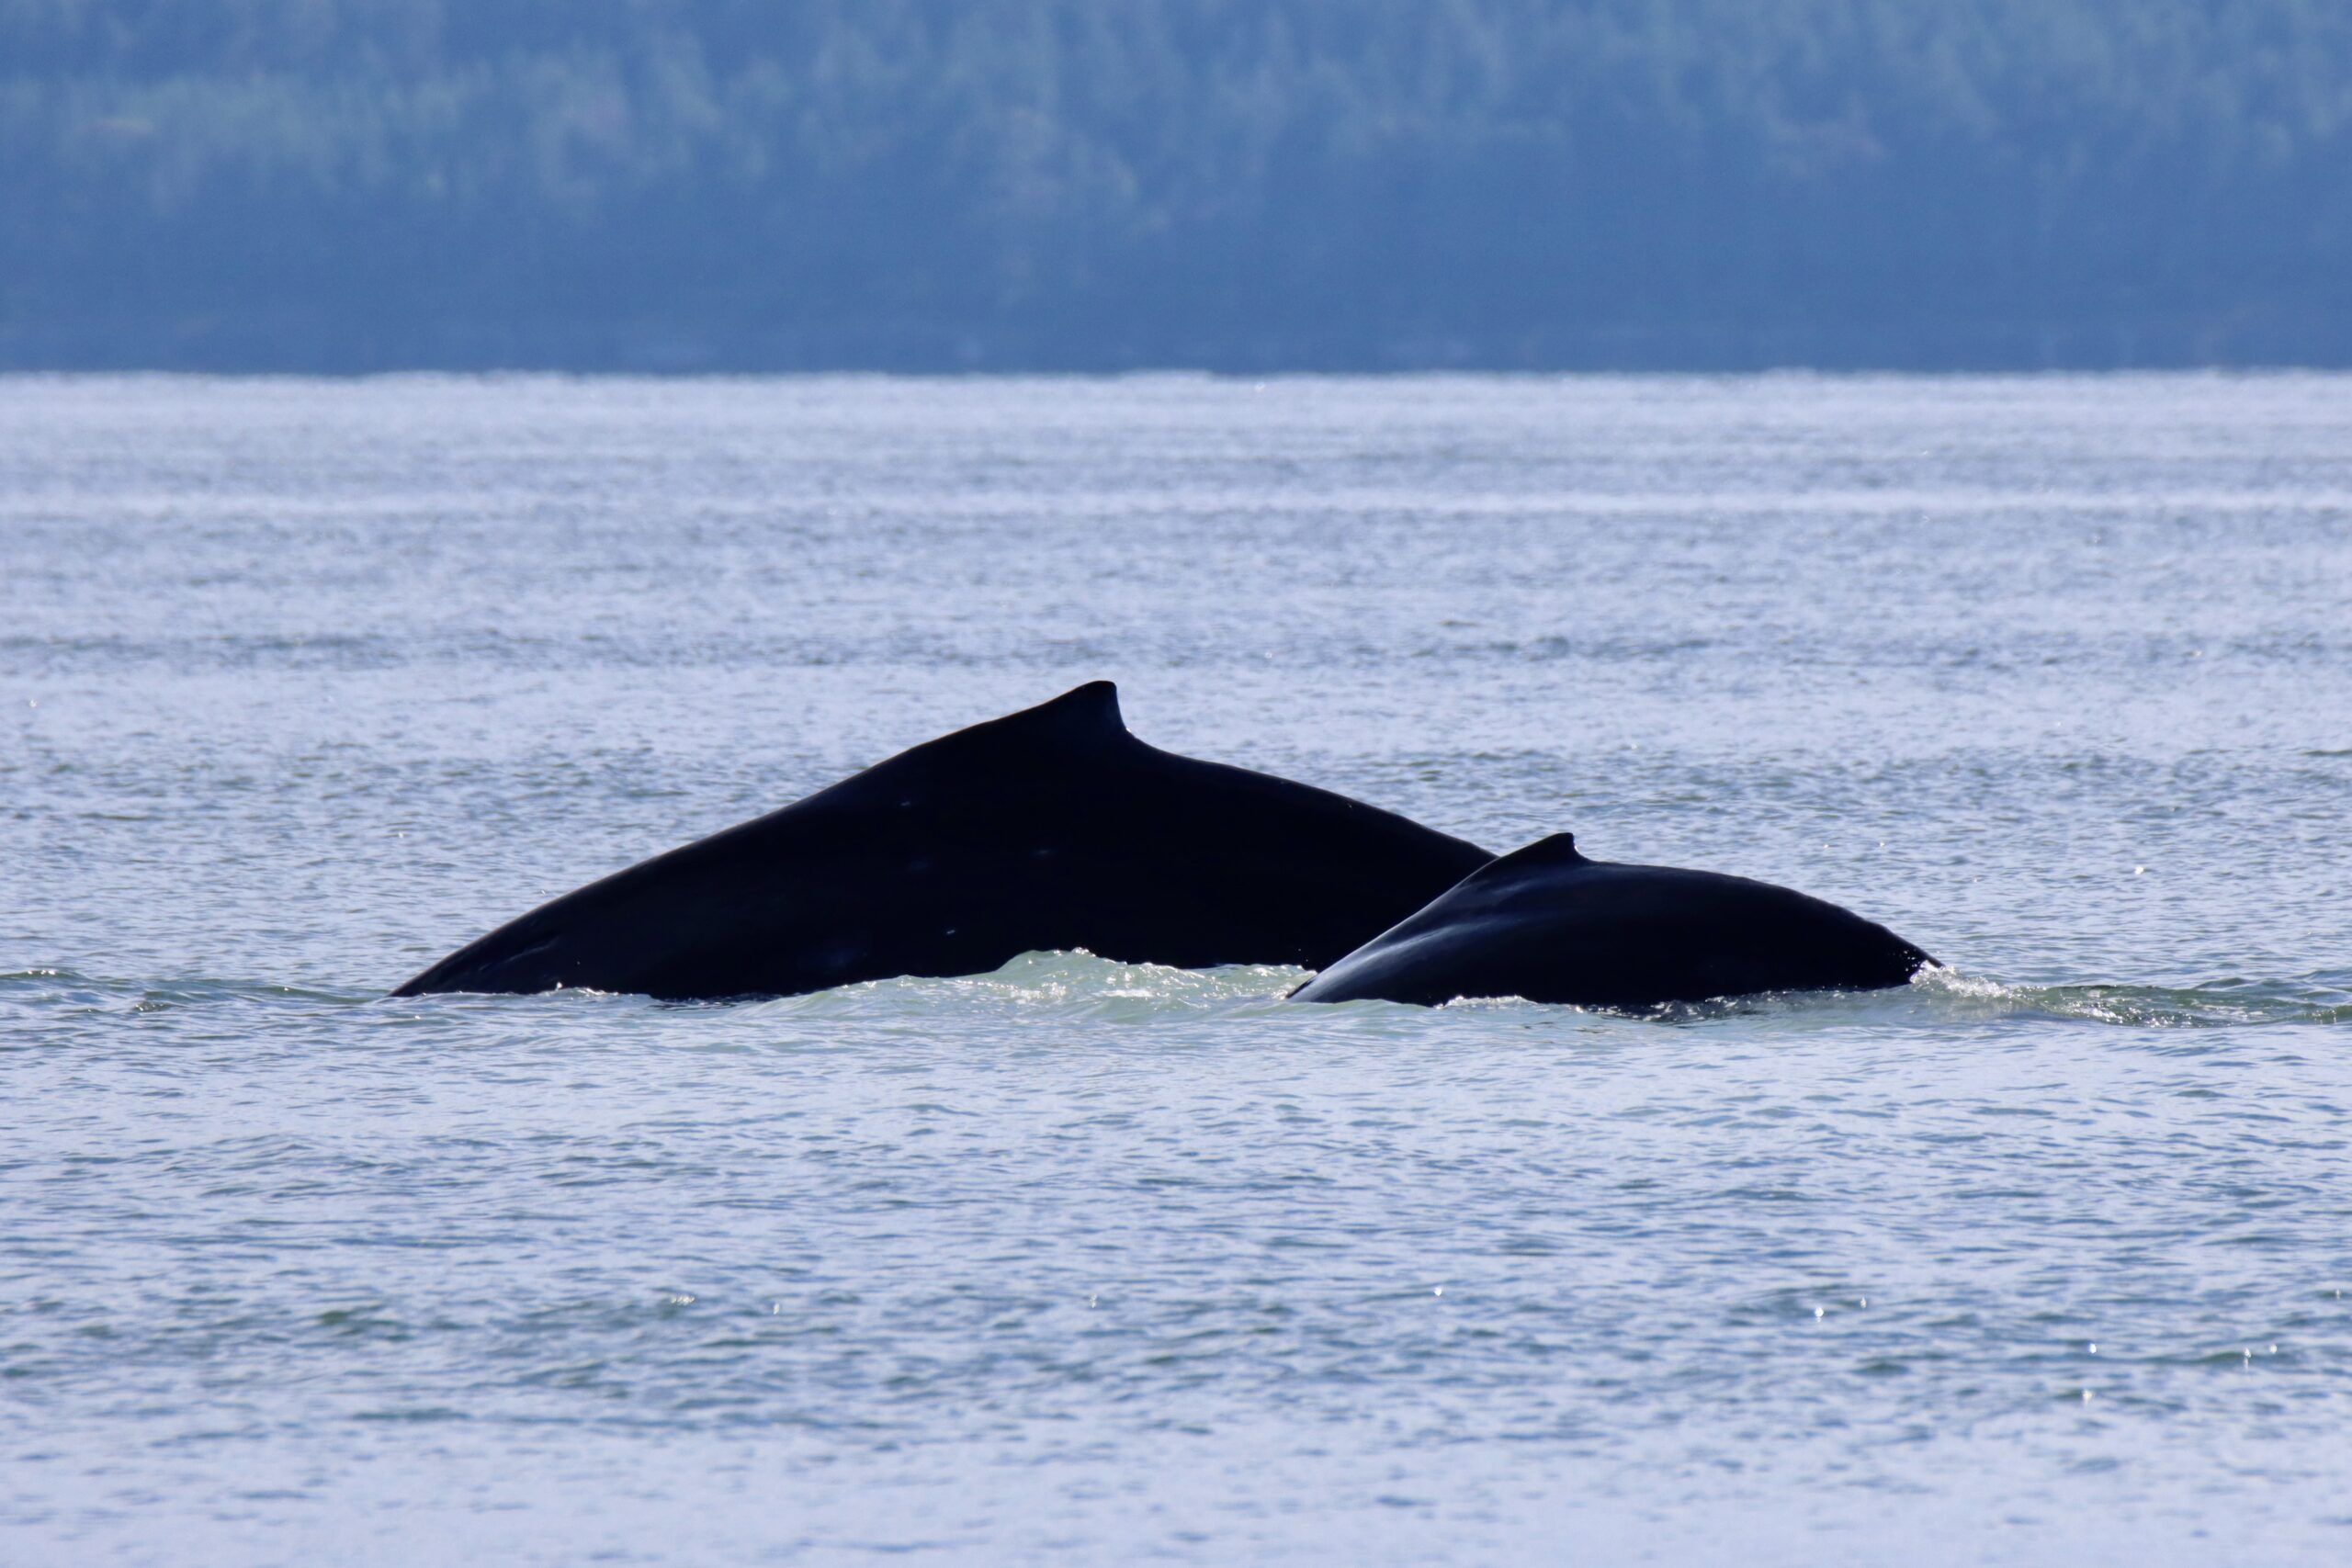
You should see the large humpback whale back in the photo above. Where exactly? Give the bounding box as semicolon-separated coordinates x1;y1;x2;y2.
393;682;1490;1000
1290;832;1932;1009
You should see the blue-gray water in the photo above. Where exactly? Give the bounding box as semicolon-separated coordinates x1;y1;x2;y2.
5;374;2350;1565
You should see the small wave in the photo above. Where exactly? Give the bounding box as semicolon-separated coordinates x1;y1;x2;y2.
1913;966;2351;1028
0;968;372;1014
1239;967;2352;1029
749;950;1304;1021
17;959;2345;1030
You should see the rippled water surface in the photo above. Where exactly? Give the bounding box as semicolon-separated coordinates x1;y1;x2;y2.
6;374;2352;1564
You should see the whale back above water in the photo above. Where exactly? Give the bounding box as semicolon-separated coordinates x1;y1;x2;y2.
392;682;1491;1000
1288;832;1933;1010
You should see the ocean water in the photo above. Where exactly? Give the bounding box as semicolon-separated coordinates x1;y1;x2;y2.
5;373;2351;1565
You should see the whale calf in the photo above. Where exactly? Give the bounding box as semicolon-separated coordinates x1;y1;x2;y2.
393;682;1490;1001
1289;833;1932;1010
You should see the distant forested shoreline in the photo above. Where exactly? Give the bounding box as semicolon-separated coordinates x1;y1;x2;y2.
4;0;2348;370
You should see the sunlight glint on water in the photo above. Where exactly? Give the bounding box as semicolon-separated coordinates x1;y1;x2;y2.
4;374;2352;1566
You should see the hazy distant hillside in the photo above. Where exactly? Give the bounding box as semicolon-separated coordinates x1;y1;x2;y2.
4;0;2348;368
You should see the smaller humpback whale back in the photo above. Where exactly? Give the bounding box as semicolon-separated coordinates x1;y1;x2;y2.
393;682;1490;1001
1290;833;1933;1010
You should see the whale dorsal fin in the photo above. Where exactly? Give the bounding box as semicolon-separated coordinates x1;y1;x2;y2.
863;682;1130;788
1028;680;1125;733
1496;832;1589;870
990;680;1129;746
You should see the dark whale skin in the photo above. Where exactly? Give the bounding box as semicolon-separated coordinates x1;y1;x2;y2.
392;682;1490;1001
1289;833;1933;1010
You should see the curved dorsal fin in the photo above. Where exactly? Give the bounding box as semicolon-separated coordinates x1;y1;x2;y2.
998;680;1128;741
1032;680;1124;730
1494;831;1589;870
869;682;1130;784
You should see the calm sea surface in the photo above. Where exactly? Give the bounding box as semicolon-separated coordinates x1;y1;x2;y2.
5;374;2351;1564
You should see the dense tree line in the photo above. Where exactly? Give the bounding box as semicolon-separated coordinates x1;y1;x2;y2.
3;0;2348;368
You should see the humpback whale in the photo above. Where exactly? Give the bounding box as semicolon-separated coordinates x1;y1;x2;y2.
393;682;1489;1000
1290;833;1932;1009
